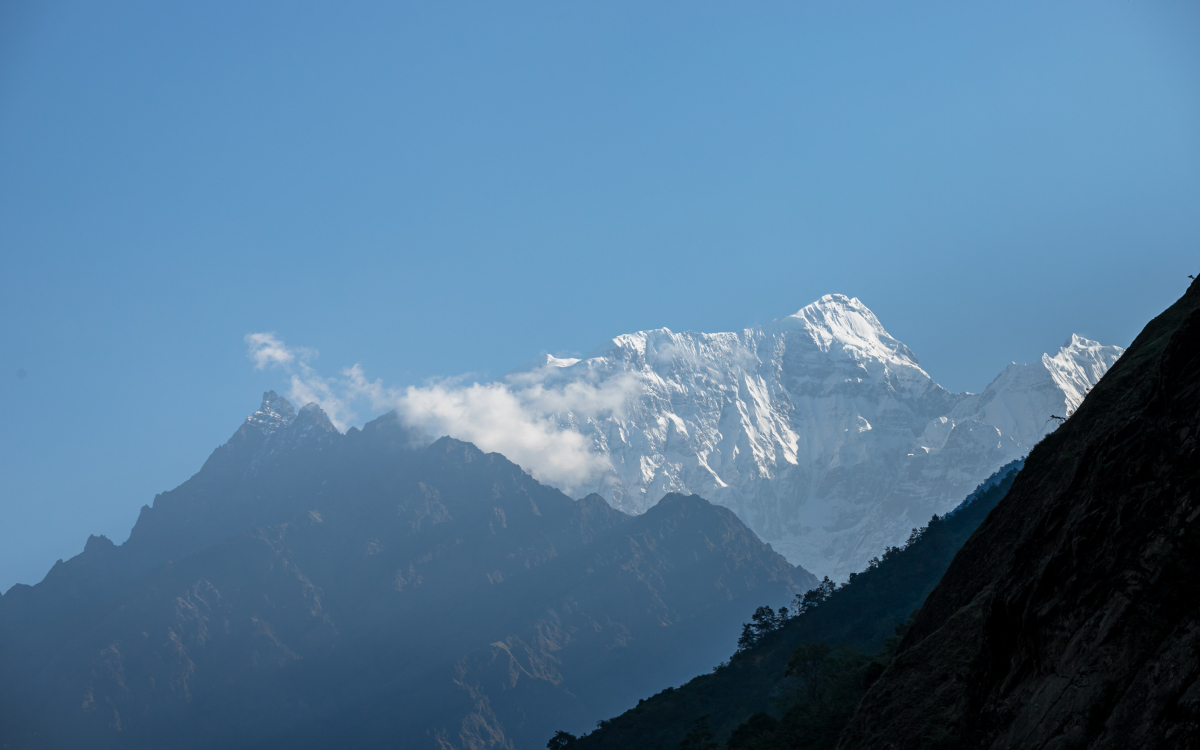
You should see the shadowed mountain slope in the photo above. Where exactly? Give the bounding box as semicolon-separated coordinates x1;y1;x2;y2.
0;398;815;750
573;461;1022;750
839;281;1200;750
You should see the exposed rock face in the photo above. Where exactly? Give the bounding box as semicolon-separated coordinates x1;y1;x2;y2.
0;396;813;750
521;295;1121;580
839;282;1200;750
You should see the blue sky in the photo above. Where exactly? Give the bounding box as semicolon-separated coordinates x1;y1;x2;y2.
2;1;1198;591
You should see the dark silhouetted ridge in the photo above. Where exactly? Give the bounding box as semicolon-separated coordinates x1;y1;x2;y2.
840;280;1200;749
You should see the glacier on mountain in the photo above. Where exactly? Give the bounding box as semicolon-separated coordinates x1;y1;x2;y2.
503;295;1122;581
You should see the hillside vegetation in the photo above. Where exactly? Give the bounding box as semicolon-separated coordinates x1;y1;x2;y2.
570;463;1021;749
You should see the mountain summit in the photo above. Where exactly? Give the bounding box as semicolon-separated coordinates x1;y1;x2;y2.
508;295;1123;580
244;389;296;434
768;294;921;368
0;401;814;749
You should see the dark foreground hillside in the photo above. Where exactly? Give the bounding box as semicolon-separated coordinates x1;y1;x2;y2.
841;281;1200;749
573;461;1022;750
0;396;815;750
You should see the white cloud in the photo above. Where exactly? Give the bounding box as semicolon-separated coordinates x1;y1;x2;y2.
245;332;295;370
243;334;642;492
395;381;614;490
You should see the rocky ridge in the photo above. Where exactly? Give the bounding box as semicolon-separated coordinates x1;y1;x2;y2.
0;395;814;750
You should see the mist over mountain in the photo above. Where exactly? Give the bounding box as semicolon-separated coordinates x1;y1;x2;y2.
250;295;1121;585
0;396;814;749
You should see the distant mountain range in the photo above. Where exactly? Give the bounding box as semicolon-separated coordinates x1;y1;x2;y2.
0;395;814;749
0;295;1137;750
509;294;1123;580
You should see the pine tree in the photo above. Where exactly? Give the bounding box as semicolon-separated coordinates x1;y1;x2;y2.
736;622;757;652
678;715;718;749
750;605;778;634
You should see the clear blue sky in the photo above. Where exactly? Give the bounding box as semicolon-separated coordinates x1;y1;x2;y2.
2;1;1198;591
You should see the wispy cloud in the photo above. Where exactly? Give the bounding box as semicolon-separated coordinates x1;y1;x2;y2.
245;332;298;370
243;333;353;430
244;333;640;492
396;380;616;490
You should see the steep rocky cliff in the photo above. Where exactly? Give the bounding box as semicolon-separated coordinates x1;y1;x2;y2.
839;282;1200;750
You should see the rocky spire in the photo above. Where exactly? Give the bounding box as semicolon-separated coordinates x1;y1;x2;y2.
244;390;296;436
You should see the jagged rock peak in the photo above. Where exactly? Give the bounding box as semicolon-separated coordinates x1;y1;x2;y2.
245;390;296;435
1042;334;1124;414
1047;333;1123;374
293;401;337;435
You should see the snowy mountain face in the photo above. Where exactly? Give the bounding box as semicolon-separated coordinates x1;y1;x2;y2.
512;295;1122;581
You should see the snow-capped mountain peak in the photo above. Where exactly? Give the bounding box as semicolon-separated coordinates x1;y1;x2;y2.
245;390;296;435
773;293;921;370
507;296;1123;581
236;392;340;460
1043;334;1122;414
